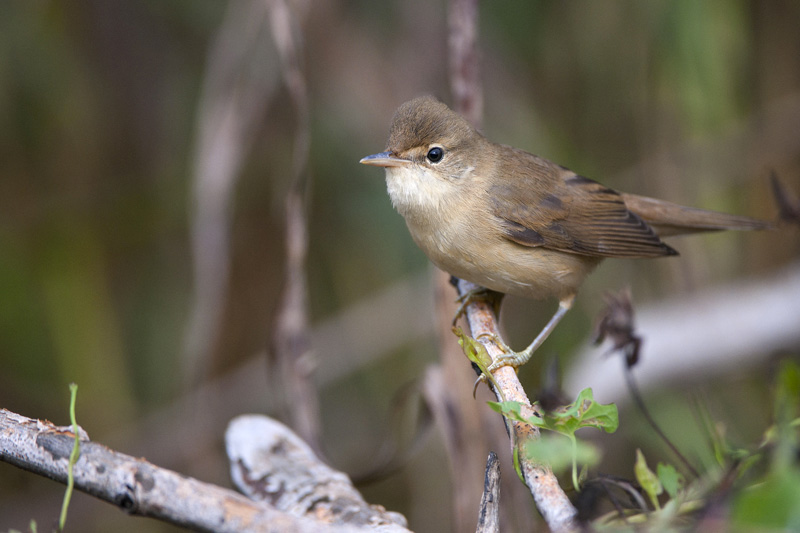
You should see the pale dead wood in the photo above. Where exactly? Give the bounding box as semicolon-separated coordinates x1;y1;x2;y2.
226;415;409;532
457;280;579;533
0;409;378;532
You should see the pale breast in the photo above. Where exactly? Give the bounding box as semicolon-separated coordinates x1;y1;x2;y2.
404;206;599;301
385;165;600;301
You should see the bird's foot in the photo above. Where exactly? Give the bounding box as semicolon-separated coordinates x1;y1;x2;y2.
475;333;533;372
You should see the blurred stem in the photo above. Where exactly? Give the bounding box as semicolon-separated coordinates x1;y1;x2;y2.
623;363;700;478
268;0;320;450
448;0;483;129
183;0;277;388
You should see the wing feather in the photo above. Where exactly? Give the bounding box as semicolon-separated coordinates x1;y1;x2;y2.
489;149;676;258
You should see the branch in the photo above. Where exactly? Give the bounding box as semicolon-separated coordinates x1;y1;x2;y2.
226;415;409;532
0;409;405;532
456;280;579;533
475;452;501;533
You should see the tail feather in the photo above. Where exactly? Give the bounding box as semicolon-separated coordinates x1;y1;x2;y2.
621;193;772;237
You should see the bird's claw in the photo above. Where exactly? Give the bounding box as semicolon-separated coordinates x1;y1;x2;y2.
474;333;524;373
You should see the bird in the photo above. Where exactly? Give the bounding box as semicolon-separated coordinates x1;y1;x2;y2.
360;95;769;371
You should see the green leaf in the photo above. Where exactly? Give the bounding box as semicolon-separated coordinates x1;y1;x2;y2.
635;449;662;510
730;361;800;530
491;389;618;437
773;360;800;469
775;360;800;425
452;327;503;397
541;388;619;435
656;462;684;499
523;434;601;474
452;326;492;368
732;467;800;530
488;400;544;426
490;390;617;491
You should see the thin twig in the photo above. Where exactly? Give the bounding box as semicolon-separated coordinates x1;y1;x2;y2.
457;280;579;533
622;366;700;478
475;452;501;533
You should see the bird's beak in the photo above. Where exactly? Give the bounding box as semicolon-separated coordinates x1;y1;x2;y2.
359;151;411;168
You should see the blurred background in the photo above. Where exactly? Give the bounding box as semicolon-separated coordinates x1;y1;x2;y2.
1;1;799;531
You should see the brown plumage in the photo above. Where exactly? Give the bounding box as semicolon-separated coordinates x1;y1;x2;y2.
361;96;769;370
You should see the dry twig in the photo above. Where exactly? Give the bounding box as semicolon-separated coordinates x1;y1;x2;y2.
475;452;501;533
456;281;579;533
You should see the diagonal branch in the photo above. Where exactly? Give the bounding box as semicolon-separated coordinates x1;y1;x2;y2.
0;408;407;533
456;280;579;533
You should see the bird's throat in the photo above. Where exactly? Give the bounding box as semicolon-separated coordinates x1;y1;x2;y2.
385;166;458;222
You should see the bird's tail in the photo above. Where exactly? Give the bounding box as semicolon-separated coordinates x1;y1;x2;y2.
622;193;772;237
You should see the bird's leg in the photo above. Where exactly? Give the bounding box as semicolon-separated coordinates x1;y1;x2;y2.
452;287;504;326
484;295;575;372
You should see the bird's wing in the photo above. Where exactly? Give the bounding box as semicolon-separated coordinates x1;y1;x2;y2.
489;153;676;258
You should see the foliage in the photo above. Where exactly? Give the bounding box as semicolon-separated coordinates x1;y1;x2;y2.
452;326;503;398
490;388;618;490
485;357;800;530
593;359;800;530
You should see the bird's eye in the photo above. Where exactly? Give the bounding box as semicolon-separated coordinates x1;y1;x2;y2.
426;146;444;163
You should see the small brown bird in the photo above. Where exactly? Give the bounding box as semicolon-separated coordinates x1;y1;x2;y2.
360;96;768;371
